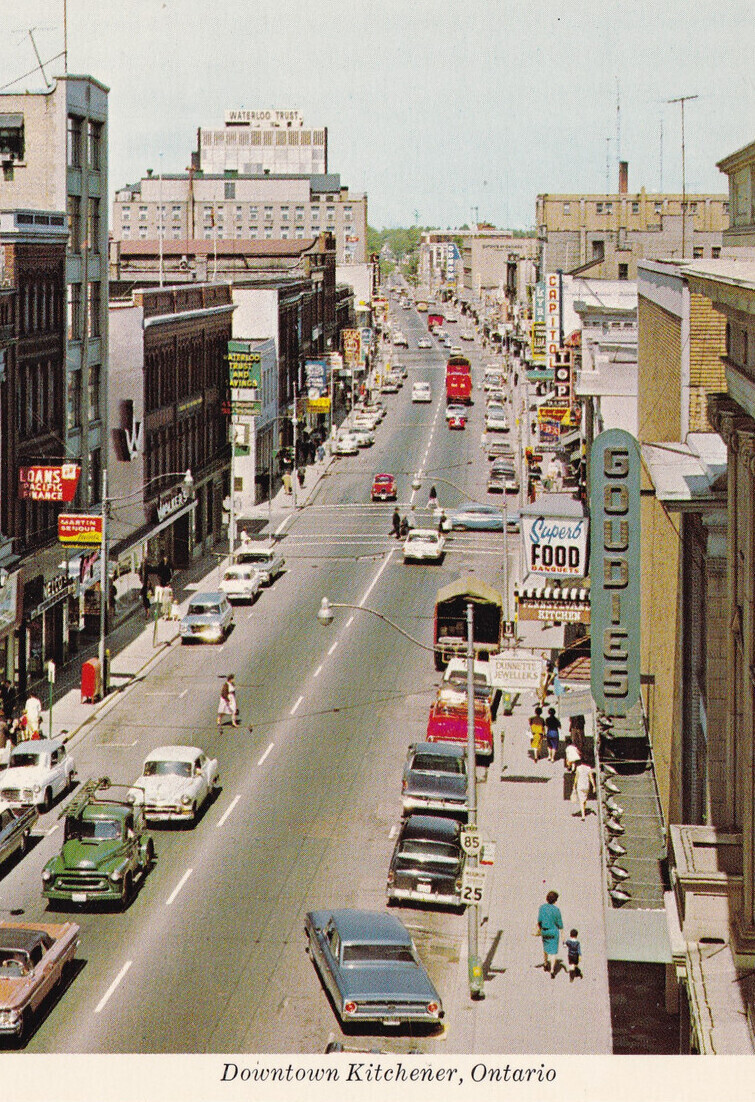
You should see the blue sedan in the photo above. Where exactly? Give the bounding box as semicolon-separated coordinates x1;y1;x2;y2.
305;908;444;1028
441;503;504;531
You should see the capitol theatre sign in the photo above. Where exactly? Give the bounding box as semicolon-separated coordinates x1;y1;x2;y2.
590;428;640;717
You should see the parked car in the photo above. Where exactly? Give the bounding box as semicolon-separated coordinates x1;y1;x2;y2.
460;330;475;342
401;742;468;818
0;920;80;1041
333;432;360;455
393;362;409;379
305;908;444;1028
487;466;507;493
487;441;515;463
426;697;493;760
371;473;397;502
351;426;375;448
0;803;38;867
441;503;504;531
0;740;76;813
130;745;219;827
392;333;408;348
411;381;432;403
234;546;285;585
179;592;233;644
219;564;263;604
417;337;432;349
403;528;445;563
439;658;497;712
386;814;465;909
485;403;509;432
380;378;400;395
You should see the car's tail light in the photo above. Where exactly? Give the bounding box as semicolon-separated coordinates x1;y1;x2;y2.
427;1002;440;1016
344;1001;357;1015
386;871;394;885
401;779;407;792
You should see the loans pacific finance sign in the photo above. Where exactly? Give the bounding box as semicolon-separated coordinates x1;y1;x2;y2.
590;428;641;717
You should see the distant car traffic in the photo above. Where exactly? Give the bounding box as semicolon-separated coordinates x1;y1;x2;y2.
411;381;432;402
403;528;445;563
487;441;515;463
448;411;466;429
441;502;504;531
179;592;234;644
380;378;400;394
392;333;408;347
219;564;263;603
305;908;444;1028
0;740;76;812
401;742;469;818
234;546;285;585
417;337;432;349
386;814;465;909
130;745;219;827
371;473;397;502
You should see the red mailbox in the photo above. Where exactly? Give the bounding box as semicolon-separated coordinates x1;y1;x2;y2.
81;657;102;703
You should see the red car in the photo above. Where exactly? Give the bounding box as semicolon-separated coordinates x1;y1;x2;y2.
426;697;493;760
448;411;467;430
371;473;397;502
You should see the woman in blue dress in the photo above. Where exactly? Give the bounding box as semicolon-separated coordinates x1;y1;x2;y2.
537;890;563;975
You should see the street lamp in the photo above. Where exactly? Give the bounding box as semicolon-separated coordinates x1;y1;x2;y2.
99;468;194;690
317;595;485;1000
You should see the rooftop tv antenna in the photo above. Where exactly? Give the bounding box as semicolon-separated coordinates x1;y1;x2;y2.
667;94;699;258
24;28;54;88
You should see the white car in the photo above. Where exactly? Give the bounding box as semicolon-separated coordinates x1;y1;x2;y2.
352;413;380;431
460;330;475;341
403;528;446;563
438;658;495;708
219;564;263;603
0;739;76;812
412;382;432;402
393;333;408;347
445;403;467;422
417;337;432;349
351;426;375;447
130;745;219;827
485;403;510;432
333;433;360;455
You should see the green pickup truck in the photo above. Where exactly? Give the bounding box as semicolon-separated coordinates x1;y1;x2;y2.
41;779;154;909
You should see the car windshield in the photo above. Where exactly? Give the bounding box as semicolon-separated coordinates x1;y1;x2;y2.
411;753;465;775
407;532;436;543
398;840;460;862
189;603;220;616
223;570;250;581
0;954;29;977
10;752;41;768
144;760;192;778
342;943;417;966
66;817;121;842
237;552;271;565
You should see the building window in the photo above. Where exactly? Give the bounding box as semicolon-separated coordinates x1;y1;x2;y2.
596;202;604;214
326;206;335;221
87;283;100;338
88;364;101;422
689;202;698;214
693;246;704;259
295;229;304;239
139;206;148;221
712;246;721;259
723;202;729;215
295;206;304;221
281;207;289;221
67;195;81;253
592;239;605;261
88;448;101;506
249;206;258;217
654;201;662;214
87;120;102;170
122;206;130;220
563;202;570;215
224;181;236;199
605;202;613;214
67;283;82;341
618;263;629;280
88;197;100;252
67;369;82;429
631;201;639;214
281;230;289;239
139;228;147;239
264;206;273;221
264;229;272;239
67;115;82;167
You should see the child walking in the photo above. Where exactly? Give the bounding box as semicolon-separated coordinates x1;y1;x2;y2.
565;928;582;981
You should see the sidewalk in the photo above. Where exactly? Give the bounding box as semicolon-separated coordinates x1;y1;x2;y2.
445;619;613;1054
34;451;336;749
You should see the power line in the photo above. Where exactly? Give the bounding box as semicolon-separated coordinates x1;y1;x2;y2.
0;50;66;92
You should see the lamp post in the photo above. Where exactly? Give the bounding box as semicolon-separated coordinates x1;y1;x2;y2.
317;595;484;1000
99;468;194;695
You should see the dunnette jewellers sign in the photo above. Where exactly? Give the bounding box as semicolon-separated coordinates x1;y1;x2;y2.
589;428;641;717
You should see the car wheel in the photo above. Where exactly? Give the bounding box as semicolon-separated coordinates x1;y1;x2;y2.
187;802;197;828
120;874;133;910
42;787;53;813
17;1009;32;1046
145;839;155;868
19;830;28;857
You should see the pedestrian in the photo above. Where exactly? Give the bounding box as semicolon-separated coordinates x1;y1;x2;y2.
140;562;152;615
399;515;410;539
564;737;581;772
0;678;15;724
217;674;239;729
572;761;596;820
427;486;438;509
317;444;325;463
157;554;172;588
282;471;293;495
391;508;401;539
297;466;306;489
545;706;561;762
24;693;42;738
565;929;582;981
529;705;545;762
536;890;563;976
407;505;417;529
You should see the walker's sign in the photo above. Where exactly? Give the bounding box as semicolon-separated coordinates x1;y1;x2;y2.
590;428;641;717
521;513;588;577
18;464;81;502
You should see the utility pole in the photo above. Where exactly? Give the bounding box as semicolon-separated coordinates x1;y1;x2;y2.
158;152;164;288
667;94;698;259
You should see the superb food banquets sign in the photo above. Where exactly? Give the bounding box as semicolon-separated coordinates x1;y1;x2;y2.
521;512;588;577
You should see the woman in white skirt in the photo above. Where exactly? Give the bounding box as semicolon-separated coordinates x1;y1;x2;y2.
217;674;239;728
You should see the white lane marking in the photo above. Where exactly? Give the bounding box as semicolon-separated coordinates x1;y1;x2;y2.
274;515;292;538
358;548;395;607
179;689;188;699
290;695;303;715
313;664;323;678
166;868;193;906
345;615;354;628
257;742;274;767
47;823;60;836
389;824;398;839
327;640;338;656
95;961;132;1014
217;794;241;827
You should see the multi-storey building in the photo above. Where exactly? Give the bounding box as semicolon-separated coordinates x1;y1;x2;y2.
537;163;728;280
198;110;327;176
0;75;109;511
718;138;755;255
112;171;366;264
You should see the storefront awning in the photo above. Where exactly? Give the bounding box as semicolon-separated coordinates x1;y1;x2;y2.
108;499;196;562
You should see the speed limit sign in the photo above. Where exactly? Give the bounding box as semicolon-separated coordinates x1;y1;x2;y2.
461;866;487;905
460;827;482;856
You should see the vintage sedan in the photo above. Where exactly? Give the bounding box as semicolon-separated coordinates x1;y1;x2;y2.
350;426;375;448
129;745;219;826
386;815;465;909
441;502;504;532
234;546;285;585
0;802;38;866
402;528;445;563
371;473;397;502
411;381;432;403
219;564;263;604
305;908;443;1028
426;697;493;760
179;592;234;644
444;403;467;423
447;410;466;430
417;337;432;349
485;403;510;432
333;432;360;456
0;921;80;1040
402;742;468;818
0;740;76;812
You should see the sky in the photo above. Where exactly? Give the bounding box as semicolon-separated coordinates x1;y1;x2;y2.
0;0;753;230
